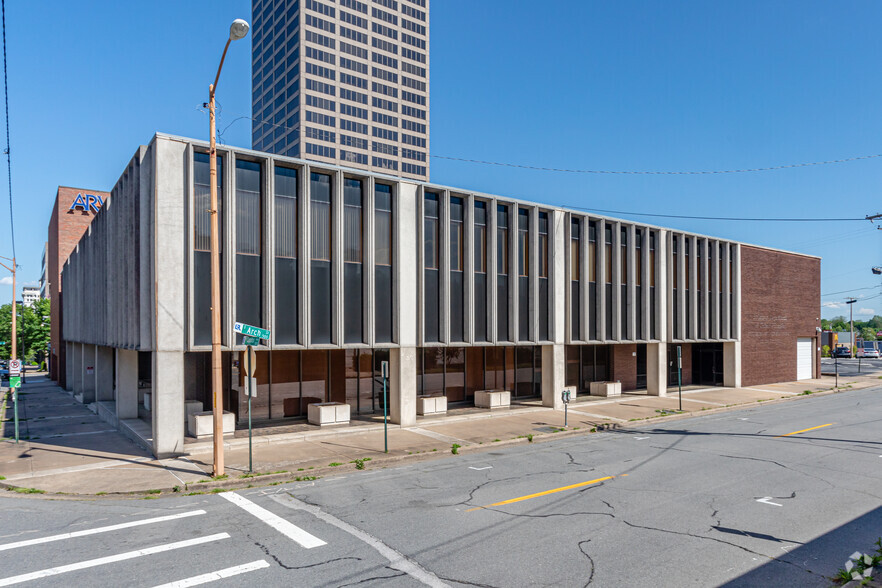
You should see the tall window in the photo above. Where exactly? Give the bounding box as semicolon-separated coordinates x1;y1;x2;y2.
588;220;597;340
636;229;643;339
274;166;298;344
538;211;549;340
571;218;581;340
375;184;393;343
497;204;509;341
649;231;657;340
235;160;262;345
604;224;613;339
193;152;222;346
474;201;488;341
310;172;332;344
343;178;364;343
671;235;678;340
518;208;530;341
450;196;464;341
424;192;440;342
620;227;628;338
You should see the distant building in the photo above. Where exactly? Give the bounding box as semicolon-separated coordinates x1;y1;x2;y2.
47;186;110;385
21;286;39;308
252;0;431;181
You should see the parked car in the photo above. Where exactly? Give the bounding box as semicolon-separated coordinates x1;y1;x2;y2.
833;346;852;358
858;342;880;358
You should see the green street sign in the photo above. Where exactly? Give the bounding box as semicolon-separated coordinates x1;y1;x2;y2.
234;322;271;340
242;335;260;346
9;376;21;389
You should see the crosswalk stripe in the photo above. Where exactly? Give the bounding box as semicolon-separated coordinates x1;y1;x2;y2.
151;560;270;588
0;510;207;552
0;533;230;586
219;492;326;549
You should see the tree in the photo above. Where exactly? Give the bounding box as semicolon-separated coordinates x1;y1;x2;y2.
0;298;50;364
861;327;877;342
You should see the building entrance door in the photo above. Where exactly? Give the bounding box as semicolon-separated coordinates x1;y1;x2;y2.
692;343;723;386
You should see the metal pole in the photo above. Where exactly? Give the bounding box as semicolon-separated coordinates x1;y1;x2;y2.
564;401;568;428
383;374;388;454
677;346;682;412
835;355;839;388
13;386;17;443
247;346;253;474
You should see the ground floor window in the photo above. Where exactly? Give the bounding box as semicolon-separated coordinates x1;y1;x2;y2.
186;349;389;425
417;346;542;403
565;344;611;394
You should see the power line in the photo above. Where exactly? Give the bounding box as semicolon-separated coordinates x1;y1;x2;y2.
822;286;880;297
202;106;882;178
432;153;882;175
565;204;863;223
1;0;13;261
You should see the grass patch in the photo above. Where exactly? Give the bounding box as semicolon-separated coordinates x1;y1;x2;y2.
492;438;501;442
239;470;287;479
210;488;230;493
801;390;813;395
0;475;5;480
172;486;181;493
590;427;597;433
297;468;304;471
527;434;533;442
294;476;319;481
145;489;161;494
8;487;45;494
655;409;683;417
351;458;372;470
328;462;343;467
95;491;107;496
432;448;437;452
451;443;461;455
143;495;159;500
185;491;205;496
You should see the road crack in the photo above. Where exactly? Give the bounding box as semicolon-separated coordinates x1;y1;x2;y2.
253;539;361;570
338;568;406;587
578;540;595;587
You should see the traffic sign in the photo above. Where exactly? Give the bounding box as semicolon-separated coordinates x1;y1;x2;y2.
242;335;260;346
9;359;21;377
9;376;20;389
242;347;257;377
234;322;271;340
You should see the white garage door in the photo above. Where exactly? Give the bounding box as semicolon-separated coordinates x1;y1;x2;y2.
797;338;813;380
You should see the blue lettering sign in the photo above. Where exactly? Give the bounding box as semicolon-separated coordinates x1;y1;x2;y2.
69;193;104;213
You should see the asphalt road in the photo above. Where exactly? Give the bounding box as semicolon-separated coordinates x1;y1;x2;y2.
3;386;882;587
821;356;882;378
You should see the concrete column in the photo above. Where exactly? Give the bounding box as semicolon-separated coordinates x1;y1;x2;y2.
611;221;621;340
724;341;741;388
551;211;566;344
646;342;667;396
390;347;417;426
65;342;74;391
81;343;97;403
152;350;185;458
541;344;566;409
116;348;139;420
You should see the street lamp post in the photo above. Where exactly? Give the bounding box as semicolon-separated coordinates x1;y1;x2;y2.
208;18;249;477
846;298;857;359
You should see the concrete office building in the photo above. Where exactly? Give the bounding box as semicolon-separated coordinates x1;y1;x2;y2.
252;0;430;181
61;134;820;457
21;286;40;308
47;186;110;385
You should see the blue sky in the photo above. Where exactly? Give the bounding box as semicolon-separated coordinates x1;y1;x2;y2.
0;1;880;320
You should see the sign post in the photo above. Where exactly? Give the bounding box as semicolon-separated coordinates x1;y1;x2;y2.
243;345;257;473
381;361;389;453
235;322;269;473
9;359;21;443
677;346;683;412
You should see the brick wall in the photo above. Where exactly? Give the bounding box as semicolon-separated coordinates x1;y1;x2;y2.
612;343;637;391
741;245;820;387
48;186;110;385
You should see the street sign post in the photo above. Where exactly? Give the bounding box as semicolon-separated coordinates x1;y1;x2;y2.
9;376;20;444
244;346;257;473
9;359;20;377
381;360;389;453
677;346;683;412
234;322;271;341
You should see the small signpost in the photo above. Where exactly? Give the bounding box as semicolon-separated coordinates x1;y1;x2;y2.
9;360;21;443
235;322;270;473
677;346;683;412
381;360;389;454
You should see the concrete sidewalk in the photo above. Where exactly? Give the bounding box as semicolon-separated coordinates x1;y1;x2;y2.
1;373;878;496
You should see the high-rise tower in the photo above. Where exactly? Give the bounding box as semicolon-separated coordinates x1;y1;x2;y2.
251;0;429;181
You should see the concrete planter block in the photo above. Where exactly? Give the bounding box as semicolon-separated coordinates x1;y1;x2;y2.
590;381;622;397
475;390;511;409
184;400;204;421
143;392;151;411
188;411;235;439
308;402;351;426
417;396;448;415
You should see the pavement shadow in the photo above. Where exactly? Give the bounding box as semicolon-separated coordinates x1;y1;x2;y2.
721;505;882;587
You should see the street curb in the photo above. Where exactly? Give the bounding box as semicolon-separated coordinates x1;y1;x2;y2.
1;380;874;500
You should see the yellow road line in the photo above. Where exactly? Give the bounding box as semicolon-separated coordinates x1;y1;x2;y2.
776;423;833;438
466;474;624;512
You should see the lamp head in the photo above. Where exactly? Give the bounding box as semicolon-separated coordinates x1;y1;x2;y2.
230;19;250;41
